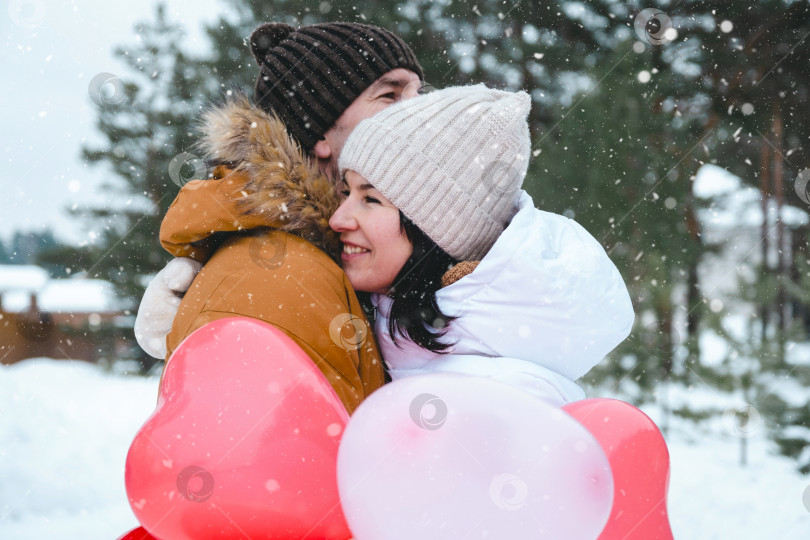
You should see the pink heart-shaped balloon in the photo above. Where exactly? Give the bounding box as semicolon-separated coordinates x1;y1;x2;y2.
125;317;352;540
563;398;674;540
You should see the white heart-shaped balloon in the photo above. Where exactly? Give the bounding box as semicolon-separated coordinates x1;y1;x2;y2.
337;374;613;540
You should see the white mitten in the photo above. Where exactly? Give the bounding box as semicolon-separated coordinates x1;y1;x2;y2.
134;257;203;359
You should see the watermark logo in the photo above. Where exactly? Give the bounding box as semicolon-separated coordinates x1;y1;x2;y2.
409;393;447;430
634;8;675;46
794;169;810;205
479;157;525;196
248;235;287;271
8;0;46;29
176;465;215;503
489;473;529;511
16;310;54;342
168;152;208;189
328;313;369;350
88;73;127;107
721;404;761;439
418;80;438;95
803;484;810;513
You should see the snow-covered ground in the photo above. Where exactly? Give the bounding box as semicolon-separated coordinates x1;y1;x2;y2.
0;359;156;539
1;358;809;539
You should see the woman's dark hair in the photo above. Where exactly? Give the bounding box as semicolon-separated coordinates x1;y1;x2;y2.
384;212;459;353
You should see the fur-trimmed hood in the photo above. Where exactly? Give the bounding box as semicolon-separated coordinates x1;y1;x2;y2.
160;92;340;262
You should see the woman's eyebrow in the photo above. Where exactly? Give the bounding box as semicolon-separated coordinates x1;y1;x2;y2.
340;176;373;191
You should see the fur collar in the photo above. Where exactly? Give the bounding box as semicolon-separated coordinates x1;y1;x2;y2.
196;92;340;260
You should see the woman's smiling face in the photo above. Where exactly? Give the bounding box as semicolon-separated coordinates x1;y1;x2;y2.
328;170;413;294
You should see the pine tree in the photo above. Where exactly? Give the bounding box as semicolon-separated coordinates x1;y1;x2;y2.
754;245;810;472
79;5;230;303
670;0;810;471
557;46;708;403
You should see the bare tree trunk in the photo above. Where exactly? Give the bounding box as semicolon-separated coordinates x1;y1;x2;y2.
772;101;786;331
686;261;700;355
760;137;771;341
685;169;702;366
660;305;674;378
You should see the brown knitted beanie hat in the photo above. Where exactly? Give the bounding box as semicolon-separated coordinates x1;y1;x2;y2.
250;22;424;153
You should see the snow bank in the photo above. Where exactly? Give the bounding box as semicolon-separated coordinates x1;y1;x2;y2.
0;265;49;293
2;278;121;313
694;163;810;229
1;359;809;539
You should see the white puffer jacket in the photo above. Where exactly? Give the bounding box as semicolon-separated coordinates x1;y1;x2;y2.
372;191;635;406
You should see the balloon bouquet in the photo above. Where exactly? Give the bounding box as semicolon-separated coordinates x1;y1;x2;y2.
121;318;673;539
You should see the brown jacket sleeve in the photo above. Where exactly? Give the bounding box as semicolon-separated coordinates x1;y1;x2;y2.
160;169;270;262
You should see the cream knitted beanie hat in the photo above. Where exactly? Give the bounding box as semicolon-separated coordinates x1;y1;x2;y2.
338;84;531;260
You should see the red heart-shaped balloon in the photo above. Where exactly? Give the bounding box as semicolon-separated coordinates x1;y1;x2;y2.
563;398;674;540
125;317;352;540
117;526;156;540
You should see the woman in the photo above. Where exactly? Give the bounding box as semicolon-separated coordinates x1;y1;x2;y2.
329;85;635;406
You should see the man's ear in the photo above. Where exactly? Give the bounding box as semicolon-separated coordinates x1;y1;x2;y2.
313;139;332;160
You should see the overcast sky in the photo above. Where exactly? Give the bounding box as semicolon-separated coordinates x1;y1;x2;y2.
2;0;230;245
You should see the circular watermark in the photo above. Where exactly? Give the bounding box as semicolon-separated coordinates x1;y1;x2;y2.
176;465;215;503
479;157;525;196
168;152;208;188
8;0;46;29
721;404;761;439
328;313;369;350
88;72;127;107
409;393;447;431
16;310;54;342
803;484;810;513
634;8;675;46
248;234;287;271
489;473;529;511
794;169;810;205
418;80;438;95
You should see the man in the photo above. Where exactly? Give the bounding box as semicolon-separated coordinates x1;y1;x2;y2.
135;21;423;413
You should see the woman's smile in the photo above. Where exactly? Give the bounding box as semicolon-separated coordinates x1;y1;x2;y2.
341;241;371;259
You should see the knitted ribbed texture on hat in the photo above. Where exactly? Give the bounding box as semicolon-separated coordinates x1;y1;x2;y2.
339;85;531;260
250;22;423;152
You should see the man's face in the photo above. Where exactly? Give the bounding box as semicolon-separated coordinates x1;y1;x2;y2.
313;68;422;171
